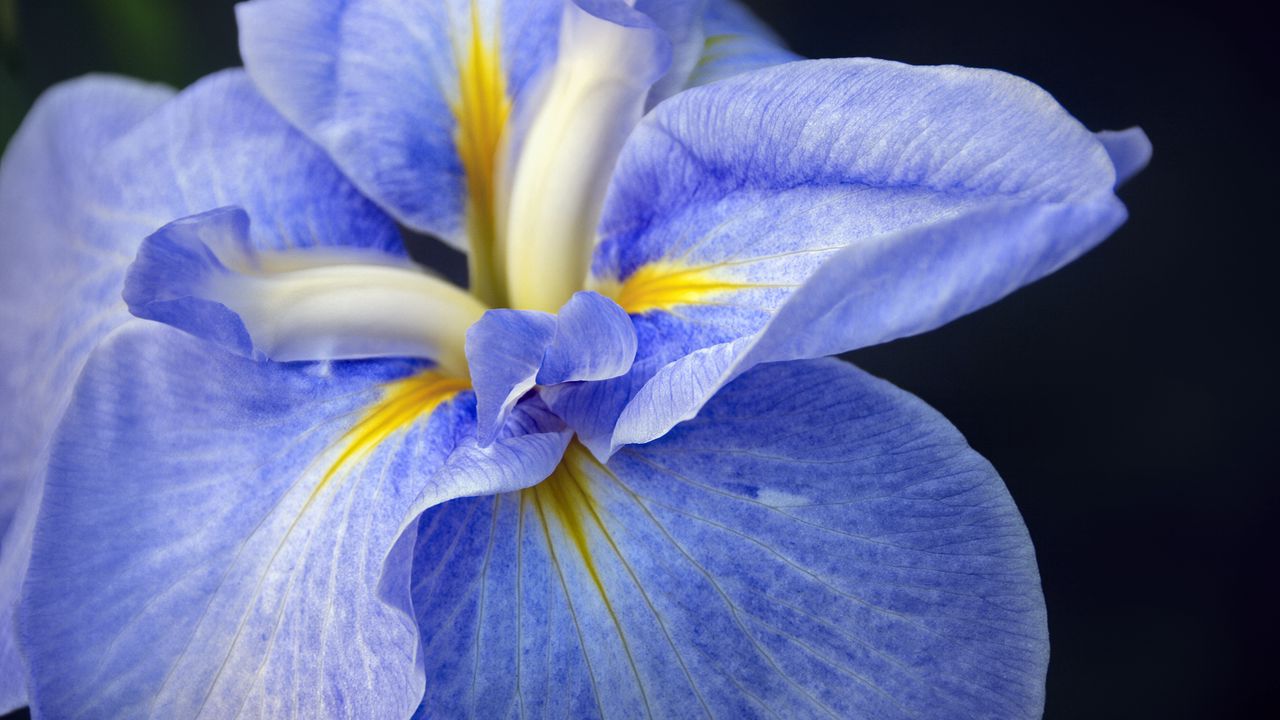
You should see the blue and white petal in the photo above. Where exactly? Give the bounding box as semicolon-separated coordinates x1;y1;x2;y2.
585;58;1144;450
0;68;403;712
686;0;799;88
237;0;568;247
17;323;567;719
413;358;1049;718
125;207;485;372
466;292;636;445
0;74;173;715
0;74;171;555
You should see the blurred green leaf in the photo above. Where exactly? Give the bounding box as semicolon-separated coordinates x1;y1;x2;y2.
85;0;192;86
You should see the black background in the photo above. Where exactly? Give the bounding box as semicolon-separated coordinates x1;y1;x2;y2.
3;1;1274;717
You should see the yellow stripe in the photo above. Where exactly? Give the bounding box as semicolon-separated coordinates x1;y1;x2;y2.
526;442;652;707
314;372;470;502
525;443;605;600
596;260;759;315
452;0;512;306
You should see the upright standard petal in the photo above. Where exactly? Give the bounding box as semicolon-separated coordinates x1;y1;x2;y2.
0;68;403;712
18;323;567;719
413;358;1048;718
578;58;1140;451
237;0;566;247
685;0;799;88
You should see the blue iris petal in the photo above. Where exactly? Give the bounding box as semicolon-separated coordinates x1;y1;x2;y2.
237;0;566;245
1097;127;1155;186
237;0;764;248
0;68;400;713
467;291;636;446
413;358;1048;718
123;207;259;358
17;323;566;718
1;79;172;712
583;57;1147;452
686;0;799;88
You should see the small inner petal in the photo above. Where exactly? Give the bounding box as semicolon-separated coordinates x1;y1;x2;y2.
210;263;487;374
125;207;488;377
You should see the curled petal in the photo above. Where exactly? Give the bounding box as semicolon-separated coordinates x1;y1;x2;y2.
1096;127;1153;186
584;58;1145;451
125;207;485;373
466;292;636;445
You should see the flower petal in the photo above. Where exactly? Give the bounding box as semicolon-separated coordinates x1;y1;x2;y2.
125;207;485;371
0;74;170;550
537;291;638;386
412;358;1048;718
237;0;567;246
583;58;1140;450
686;0;799;88
467;292;636;445
0;70;403;709
1096;127;1153;186
17;322;564;718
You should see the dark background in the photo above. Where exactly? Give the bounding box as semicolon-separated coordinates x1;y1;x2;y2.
2;1;1274;717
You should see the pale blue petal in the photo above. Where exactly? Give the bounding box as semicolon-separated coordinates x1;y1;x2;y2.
467;307;558;446
587;58;1141;450
611;197;1127;449
123;207;259;358
0;73;170;554
237;0;566;245
686;0;799;88
467;292;636;445
412;358;1048;718
17;322;561;718
536;291;637;386
637;0;708;105
0;75;173;714
1097;127;1153;186
0;72;402;709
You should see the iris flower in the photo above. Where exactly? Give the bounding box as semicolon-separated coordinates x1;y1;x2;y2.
0;0;1149;717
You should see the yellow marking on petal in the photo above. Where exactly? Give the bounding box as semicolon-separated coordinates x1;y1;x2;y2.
525;444;605;601
452;0;512;306
692;33;739;72
524;442;652;713
596;260;761;315
313;372;470;502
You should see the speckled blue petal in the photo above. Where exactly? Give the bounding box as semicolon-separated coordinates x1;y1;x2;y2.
236;0;762;247
686;0;799;88
412;358;1048;718
467;292;636;445
583;58;1142;451
237;0;567;245
0;77;173;711
1;69;400;713
17;322;566;718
